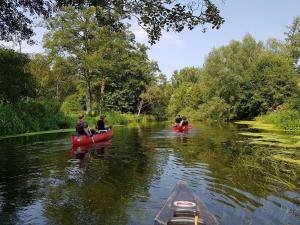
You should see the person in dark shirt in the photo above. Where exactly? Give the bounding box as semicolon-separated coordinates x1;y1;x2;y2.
75;114;91;136
174;115;182;126
179;116;188;126
96;115;106;131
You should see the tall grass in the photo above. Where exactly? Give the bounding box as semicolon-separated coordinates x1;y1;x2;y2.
257;109;300;131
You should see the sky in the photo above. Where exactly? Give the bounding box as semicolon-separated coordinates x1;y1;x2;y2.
1;0;299;79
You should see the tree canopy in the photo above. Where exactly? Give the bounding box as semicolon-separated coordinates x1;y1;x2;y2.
0;0;224;44
167;34;299;121
0;48;36;103
40;6;159;114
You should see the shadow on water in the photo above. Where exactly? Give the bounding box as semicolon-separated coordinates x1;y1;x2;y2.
0;123;299;225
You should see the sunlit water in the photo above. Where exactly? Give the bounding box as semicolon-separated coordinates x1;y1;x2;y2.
0;123;299;225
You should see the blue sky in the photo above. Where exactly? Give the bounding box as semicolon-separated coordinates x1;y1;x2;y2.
132;0;299;78
1;0;299;78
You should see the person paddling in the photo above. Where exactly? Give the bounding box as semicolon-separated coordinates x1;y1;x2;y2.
96;115;112;132
96;115;106;131
179;116;188;127
174;115;182;126
75;114;92;136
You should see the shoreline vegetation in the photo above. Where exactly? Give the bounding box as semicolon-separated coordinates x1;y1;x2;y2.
1;16;299;137
0;106;161;138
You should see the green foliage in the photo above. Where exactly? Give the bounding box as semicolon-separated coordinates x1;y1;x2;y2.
171;67;202;87
284;16;300;69
167;82;200;116
139;83;170;119
106;111;129;125
0;100;72;136
29;54;76;101
61;94;85;113
0;48;36;103
44;6;158;114
167;34;298;122
1;0;224;44
257;109;300;131
197;97;231;121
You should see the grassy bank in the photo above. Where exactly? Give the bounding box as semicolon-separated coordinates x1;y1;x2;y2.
0;101;161;137
256;109;300;132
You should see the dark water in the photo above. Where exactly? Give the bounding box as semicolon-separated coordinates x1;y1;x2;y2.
0;123;299;225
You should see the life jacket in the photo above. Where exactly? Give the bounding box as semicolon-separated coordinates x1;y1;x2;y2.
76;121;88;135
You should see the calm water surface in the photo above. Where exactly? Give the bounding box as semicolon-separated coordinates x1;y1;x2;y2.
0;123;299;225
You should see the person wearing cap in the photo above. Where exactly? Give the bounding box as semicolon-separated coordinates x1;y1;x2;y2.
75;114;92;136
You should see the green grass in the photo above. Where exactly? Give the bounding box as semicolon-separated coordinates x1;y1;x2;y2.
235;120;280;131
256;109;300;132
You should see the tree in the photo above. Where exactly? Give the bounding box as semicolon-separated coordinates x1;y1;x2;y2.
0;0;224;44
29;54;76;101
171;67;202;87
43;6;118;114
284;16;300;72
103;43;159;113
167;34;298;121
285;16;300;61
0;0;52;42
137;73;170;118
243;52;298;117
201;34;264;119
0;48;36;103
44;6;159;114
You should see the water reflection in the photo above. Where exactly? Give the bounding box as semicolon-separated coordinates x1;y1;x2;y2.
70;140;112;168
0;124;299;225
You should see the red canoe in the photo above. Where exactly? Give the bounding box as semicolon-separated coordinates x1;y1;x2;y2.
172;125;191;132
70;129;113;147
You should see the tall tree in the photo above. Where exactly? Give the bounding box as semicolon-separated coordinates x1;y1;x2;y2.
0;48;36;103
43;6;116;113
44;6;158;114
0;0;224;44
284;16;300;72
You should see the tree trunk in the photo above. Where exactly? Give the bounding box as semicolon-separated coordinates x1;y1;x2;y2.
99;79;105;115
86;80;92;114
137;99;144;118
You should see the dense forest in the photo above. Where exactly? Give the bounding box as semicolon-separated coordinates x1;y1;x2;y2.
0;3;299;135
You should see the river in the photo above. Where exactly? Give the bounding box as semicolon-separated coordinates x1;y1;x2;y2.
0;123;299;225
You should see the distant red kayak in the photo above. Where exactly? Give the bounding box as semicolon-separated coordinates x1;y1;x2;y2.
70;129;113;147
172;125;191;132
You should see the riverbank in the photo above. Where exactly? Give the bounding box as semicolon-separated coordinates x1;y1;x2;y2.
0;105;161;137
236;109;300;132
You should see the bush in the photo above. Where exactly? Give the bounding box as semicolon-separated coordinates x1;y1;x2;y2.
0;100;72;136
0;104;24;135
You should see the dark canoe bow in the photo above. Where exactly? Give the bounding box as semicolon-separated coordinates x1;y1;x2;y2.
154;181;219;225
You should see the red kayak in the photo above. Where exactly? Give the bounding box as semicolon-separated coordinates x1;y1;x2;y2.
70;129;113;147
172;125;191;132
